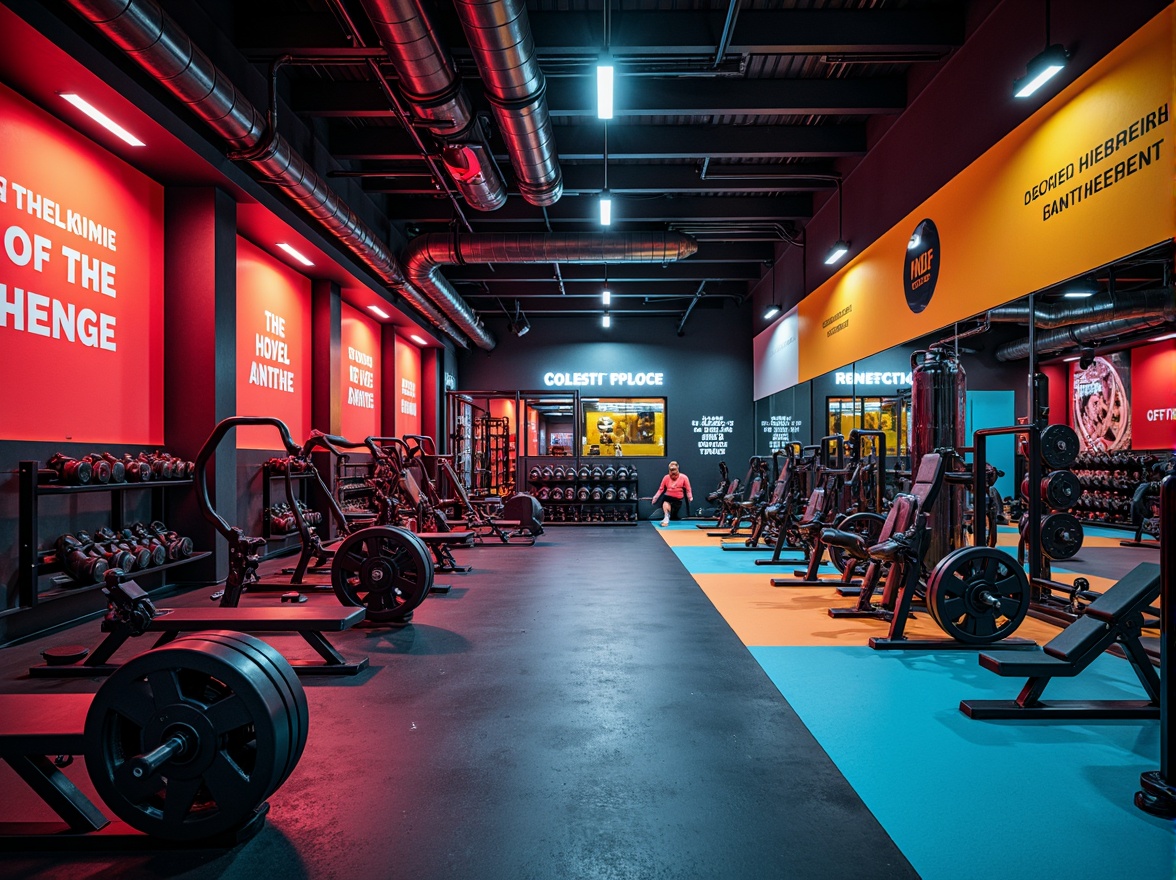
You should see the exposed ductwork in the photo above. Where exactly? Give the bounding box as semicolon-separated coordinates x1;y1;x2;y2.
402;232;699;331
63;0;492;349
993;287;1176;361
987;288;1175;328
453;0;563;207
358;0;506;211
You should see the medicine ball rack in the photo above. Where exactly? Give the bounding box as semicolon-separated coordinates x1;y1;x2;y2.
13;462;210;615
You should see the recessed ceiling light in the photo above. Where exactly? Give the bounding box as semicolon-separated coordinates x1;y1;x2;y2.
276;242;314;266
59;93;145;146
1151;332;1176;342
410;334;428;345
368;305;390;319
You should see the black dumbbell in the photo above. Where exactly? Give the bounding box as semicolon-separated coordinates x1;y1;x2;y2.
120;527;166;567
94;528;151;571
146;521;194;558
56;533;108;583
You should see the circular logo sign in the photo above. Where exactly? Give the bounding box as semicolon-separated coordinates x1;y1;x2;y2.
903;218;940;313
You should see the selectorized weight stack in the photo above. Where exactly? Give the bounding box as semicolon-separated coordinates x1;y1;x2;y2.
0;632;308;844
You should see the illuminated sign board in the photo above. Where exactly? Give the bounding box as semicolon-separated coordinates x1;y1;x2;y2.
542;370;665;387
833;371;913;386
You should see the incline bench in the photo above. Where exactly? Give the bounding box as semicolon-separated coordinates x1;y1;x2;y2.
961;562;1161;719
30;576;368;678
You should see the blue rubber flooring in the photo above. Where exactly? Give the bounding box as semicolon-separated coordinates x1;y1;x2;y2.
667;521;1176;880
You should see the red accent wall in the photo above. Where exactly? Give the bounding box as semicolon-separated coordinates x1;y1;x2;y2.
236;237;312;449
340;303;381;442
0;81;164;443
1040;363;1070;426
1131;337;1176;450
393;334;421;436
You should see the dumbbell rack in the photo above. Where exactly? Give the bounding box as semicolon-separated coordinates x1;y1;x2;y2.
1072;452;1159;529
12;461;210;614
526;464;639;526
333;455;377;522
260;462;319;558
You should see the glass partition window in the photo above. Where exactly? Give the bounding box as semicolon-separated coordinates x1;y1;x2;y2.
582;398;666;456
525;398;576;456
827;396;908;455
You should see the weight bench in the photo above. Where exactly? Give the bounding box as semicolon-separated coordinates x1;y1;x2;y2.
415;529;476;573
30;605;369;678
960;562;1161;719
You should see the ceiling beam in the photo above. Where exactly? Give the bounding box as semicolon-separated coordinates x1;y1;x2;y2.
462;281;749;300
516;8;965;56
330;123;865;160
388;194;811;223
443;262;762;282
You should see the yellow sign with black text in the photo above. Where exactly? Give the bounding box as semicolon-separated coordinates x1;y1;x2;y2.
798;8;1175;382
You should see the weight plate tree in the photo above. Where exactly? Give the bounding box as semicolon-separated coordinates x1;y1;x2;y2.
925;546;1030;644
827;512;887;576
331;526;434;622
83;631;309;841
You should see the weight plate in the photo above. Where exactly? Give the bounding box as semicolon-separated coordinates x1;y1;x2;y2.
1040;512;1084;560
827;511;886;576
1040;470;1082;511
925;546;1029;644
1039;424;1080;470
331;526;434;622
84;634;293;841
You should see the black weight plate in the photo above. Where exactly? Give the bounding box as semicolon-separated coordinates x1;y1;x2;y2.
331;525;434;622
827;512;886;576
925;546;1029;644
85;635;289;841
1039;424;1080;470
1040;470;1082;511
1040;512;1084;560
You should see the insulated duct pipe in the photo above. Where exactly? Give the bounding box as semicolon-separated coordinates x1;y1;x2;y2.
63;0;491;348
992;287;1176;360
453;0;563;206
358;0;506;211
987;288;1175;328
402;232;699;331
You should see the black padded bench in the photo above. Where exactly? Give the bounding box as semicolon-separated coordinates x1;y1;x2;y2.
961;562;1161;719
30;606;369;678
415;529;476;573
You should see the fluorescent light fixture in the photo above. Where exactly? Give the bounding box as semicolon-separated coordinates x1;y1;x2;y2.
596;59;614;119
602;312;611;329
824;240;850;266
602;288;611;305
763;304;781;320
599;191;612;226
1063;356;1080;362
410;334;428;345
1151;332;1176;342
1014;44;1069;99
1062;290;1094;298
59;93;144;147
276;242;314;266
367;305;390;319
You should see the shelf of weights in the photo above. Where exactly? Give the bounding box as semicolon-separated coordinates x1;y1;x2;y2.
333;455;378;524
526;463;640;526
1071;451;1162;531
11;459;209;617
260;460;328;559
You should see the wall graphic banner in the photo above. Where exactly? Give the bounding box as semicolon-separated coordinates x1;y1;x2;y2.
0;81;164;443
394;334;422;436
796;8;1175;382
236;237;311;449
1130;338;1176;450
340;303;381;442
1071;352;1132;452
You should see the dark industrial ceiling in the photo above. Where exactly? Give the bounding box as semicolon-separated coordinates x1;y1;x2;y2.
217;0;967;329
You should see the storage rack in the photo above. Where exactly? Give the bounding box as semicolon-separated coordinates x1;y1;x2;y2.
473;415;511;495
333;454;377;522
1071;451;1158;528
526;461;639;526
12;460;210;615
260;462;321;559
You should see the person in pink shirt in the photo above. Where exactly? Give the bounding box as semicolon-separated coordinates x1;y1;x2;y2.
652;460;692;526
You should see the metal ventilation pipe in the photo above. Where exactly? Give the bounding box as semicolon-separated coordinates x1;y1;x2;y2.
453;0;563;206
358;0;506;211
403;232;699;331
994;288;1176;361
63;0;489;349
987;288;1175;328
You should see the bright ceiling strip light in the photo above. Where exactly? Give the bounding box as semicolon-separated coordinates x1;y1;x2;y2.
1063;356;1080;362
602;312;611;329
1063;291;1094;298
1014;45;1069;99
599;191;613;226
763;304;781;320
596;59;614;119
368;305;390;319
1151;332;1176;342
60;93;145;146
276;242;314;266
410;334;428;345
824;240;850;266
602;288;611;305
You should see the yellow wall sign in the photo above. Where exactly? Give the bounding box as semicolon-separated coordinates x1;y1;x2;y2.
797;7;1175;382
